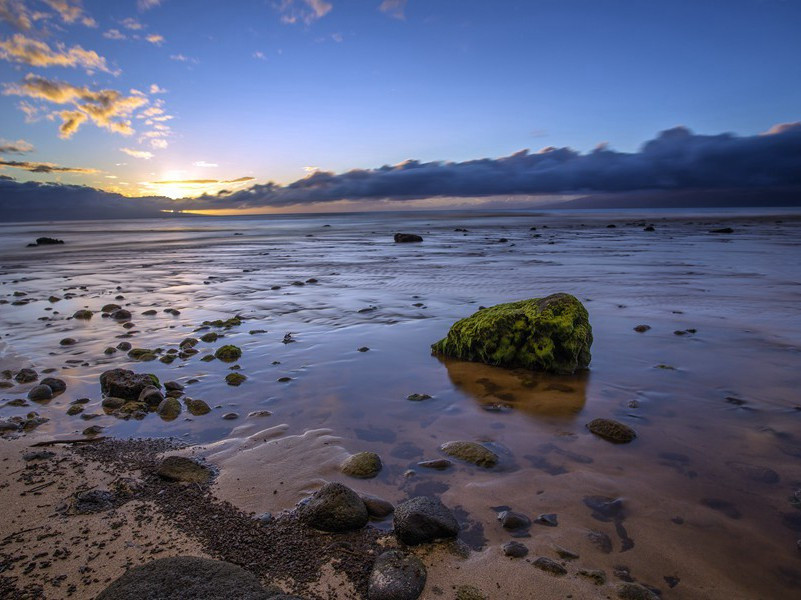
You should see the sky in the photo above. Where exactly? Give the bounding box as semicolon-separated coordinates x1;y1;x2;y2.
0;0;800;217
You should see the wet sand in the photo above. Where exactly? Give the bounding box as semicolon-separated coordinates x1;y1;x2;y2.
1;209;801;598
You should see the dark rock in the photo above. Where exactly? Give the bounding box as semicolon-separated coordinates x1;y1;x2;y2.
431;293;592;374
157;456;212;484
102;397;126;409
215;345;242;361
406;393;431;402
73;309;93;319
362;495;395;519
417;459;452;470
368;550;426;600
617;582;659;600
532;556;567;576
633;325;651;333
497;511;531;530
394;233;423;243
554;545;579;559
23;450;55;461
157;397;182;420
40;377;66;393
578;569;607;585
27;384;53;401
709;227;734;234
587;418;637;443
95;556;274;600
298;482;369;532
100;369;159;400
501;541;528;558
116;341;132;351
71;490;114;514
341;451;383;478
60;337;77;346
14;368;38;383
535;513;558;527
222;412;239;420
393;496;459;545
186;398;211;416
225;373;247;386
643;226;655;232
29;237;64;246
66;404;84;416
111;309;132;321
138;385;165;407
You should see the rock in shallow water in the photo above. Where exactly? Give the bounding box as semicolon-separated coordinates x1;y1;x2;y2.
100;369;159;401
298;482;369;532
95;556;276;600
501;541;528;558
341;451;383;478
586;418;637;443
431;293;592;374
394;233;423;243
393;496;459;545
440;441;498;468
368;550;426;600
27;384;53;401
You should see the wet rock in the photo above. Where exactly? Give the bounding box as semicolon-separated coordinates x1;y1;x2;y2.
532;556;567;576
66;404;84;416
535;513;558;527
28;237;64;246
643;226;655;232
100;369;159;401
128;348;158;361
394;233;423;243
578;569;607;585
633;325;651;333
95;556;275;600
83;425;103;436
362;495;395;519
368;550;427;600
247;410;272;418
709;227;734;234
341;451;383;478
186;398;211;416
497;511;531;530
180;337;199;349
200;332;219;343
617;582;659;600
394;496;459;545
142;309;157;316
116;341;132;351
60;337;77;346
358;346;370;352
501;541;528;558
431;293;592;374
138;386;165;407
225;373;247;386
73;309;93;320
298;482;369;532
587;418;637;443
157;456;212;484
417;459;452;470
23;450;55;461
0;419;20;433
157;397;182;420
70;490;114;514
14;368;38;383
102;397;126;409
27;384;53;401
110;309;132;321
440;441;498;468
554;545;579;559
215;345;242;362
40;377;66;393
406;393;431;402
222;412;239;420
102;303;121;313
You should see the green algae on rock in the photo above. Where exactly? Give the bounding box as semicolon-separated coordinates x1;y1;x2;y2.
341;451;383;478
431;293;592;374
215;345;242;362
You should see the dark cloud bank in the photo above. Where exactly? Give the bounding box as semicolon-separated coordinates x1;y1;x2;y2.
2;124;801;221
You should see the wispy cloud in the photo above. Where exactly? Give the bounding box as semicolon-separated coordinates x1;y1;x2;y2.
275;0;332;25
0;33;117;74
145;33;164;45
137;0;161;10
120;147;153;159
0;138;34;153
379;0;406;20
0;158;96;173
193;160;218;167
4;74;149;137
150;177;254;185
121;17;143;30
0;0;34;30
169;53;197;63
149;83;166;94
103;28;126;40
41;0;96;27
252;50;266;60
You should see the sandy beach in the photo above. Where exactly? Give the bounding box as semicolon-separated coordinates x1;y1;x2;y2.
2;210;801;599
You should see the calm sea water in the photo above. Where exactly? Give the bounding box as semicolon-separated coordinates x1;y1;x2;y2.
1;208;800;598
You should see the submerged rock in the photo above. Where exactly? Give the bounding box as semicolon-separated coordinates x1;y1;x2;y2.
156;456;212;484
393;496;459;545
440;441;498;468
341;451;383;478
95;556;275;600
587;418;637;443
298;482;369;532
431;293;592;374
73;309;93;320
368;550;427;600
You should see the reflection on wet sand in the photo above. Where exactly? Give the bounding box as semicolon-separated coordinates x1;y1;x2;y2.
439;355;588;418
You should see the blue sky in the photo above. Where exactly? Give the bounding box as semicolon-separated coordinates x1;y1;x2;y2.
0;0;800;205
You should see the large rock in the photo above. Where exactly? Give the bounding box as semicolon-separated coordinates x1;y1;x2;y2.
431;293;592;374
95;556;275;600
368;550;427;600
157;397;182;420
298;482;368;532
393;496;459;545
156;456;212;484
100;369;159;401
40;377;66;394
440;441;498;468
27;384;53;401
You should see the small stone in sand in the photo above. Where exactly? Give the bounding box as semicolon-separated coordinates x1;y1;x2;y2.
502;541;528;558
497;510;530;530
617;582;659;600
532;556;567;576
157;456;212;484
578;569;607;585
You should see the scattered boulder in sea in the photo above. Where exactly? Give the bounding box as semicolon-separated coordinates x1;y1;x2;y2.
27;237;64;247
431;293;592;374
367;550;427;600
440;441;498;468
100;368;160;401
102;303;122;313
394;233;423;243
502;541;528;558
186;398;211;415
532;556;567;576
393;496;459;545
298;482;369;532
40;377;66;393
101;397;126;410
95;556;275;600
156;456;212;484
157;397;182;420
587;418;637;443
14;368;38;383
60;337;77;346
417;459;452;470
341;451;383;478
709;227;734;234
164;381;184;392
215;345;242;362
633;324;651;333
138;385;165;408
406;393;431;402
27;384;53;401
73;309;93;320
110;309;132;321
225;372;247;386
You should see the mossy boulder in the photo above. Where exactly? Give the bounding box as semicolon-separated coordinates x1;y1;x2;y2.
440;441;498;468
215;345;242;362
156;397;182;420
341;451;383;478
431;293;592;374
225;372;247;386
